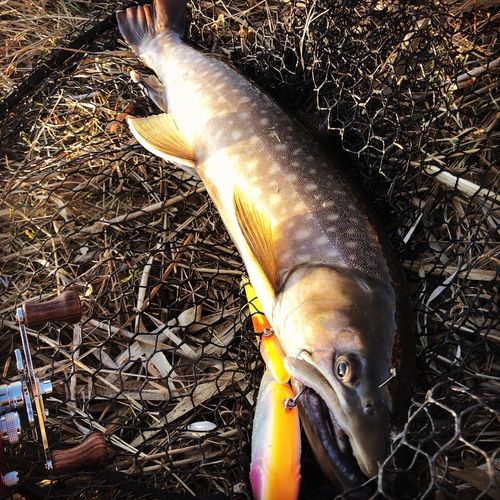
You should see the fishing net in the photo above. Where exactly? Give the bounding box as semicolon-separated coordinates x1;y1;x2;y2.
0;0;499;499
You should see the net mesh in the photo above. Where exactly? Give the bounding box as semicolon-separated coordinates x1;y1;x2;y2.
0;0;499;498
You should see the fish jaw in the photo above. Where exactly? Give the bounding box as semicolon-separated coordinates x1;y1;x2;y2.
273;265;399;484
286;356;389;482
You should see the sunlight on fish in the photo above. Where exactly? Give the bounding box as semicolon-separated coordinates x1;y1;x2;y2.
116;0;415;494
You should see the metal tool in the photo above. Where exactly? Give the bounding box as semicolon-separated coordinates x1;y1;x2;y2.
16;290;82;472
0;290;108;498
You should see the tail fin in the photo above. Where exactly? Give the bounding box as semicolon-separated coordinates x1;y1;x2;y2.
117;0;186;56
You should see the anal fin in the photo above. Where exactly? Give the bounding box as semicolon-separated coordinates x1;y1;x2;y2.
128;113;196;170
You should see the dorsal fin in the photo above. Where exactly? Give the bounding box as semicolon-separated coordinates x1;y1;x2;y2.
127;114;196;171
233;185;278;293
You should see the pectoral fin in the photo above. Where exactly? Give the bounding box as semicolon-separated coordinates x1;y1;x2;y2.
128;113;196;170
234;186;278;297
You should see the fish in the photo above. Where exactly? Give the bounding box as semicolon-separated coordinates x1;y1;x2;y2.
116;0;415;494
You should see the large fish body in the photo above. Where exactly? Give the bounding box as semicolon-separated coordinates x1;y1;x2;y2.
117;0;414;492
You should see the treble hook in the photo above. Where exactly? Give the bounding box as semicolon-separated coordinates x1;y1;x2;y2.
294;348;311;362
283;387;305;411
378;367;397;388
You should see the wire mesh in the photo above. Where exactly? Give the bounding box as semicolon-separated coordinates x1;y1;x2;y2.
0;0;499;499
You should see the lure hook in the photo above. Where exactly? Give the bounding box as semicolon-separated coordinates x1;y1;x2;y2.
283;387;305;411
294;348;311;362
378;367;397;388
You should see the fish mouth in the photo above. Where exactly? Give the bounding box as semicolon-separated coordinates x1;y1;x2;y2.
285;356;387;495
294;382;373;498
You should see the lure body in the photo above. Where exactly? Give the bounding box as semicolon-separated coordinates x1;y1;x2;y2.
250;369;301;500
243;279;289;385
117;0;415;492
244;280;300;500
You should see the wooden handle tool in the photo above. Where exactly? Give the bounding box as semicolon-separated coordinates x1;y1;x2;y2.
51;433;108;475
22;290;82;328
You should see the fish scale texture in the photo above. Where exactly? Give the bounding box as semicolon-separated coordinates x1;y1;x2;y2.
0;0;499;499
153;36;391;286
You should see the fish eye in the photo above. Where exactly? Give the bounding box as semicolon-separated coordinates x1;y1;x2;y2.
335;356;354;383
337;362;348;377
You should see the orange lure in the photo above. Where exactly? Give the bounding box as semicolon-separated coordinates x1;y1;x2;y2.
244;280;301;500
243;279;289;384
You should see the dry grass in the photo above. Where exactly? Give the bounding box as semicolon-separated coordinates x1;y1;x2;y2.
0;0;112;93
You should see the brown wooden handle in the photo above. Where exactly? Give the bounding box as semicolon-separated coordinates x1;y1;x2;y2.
51;432;108;475
23;290;82;328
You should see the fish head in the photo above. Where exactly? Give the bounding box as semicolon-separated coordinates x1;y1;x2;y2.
272;265;404;490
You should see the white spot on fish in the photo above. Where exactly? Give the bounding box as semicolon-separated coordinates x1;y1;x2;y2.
287;173;298;182
305;183;317;191
275;144;287;152
322;200;334;208
269;194;281;206
327;213;340;221
316;235;329;245
292;162;300;167
292;148;302;156
260;117;269;125
309;168;317;174
295;228;311;240
232;130;243;140
346;241;358;248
